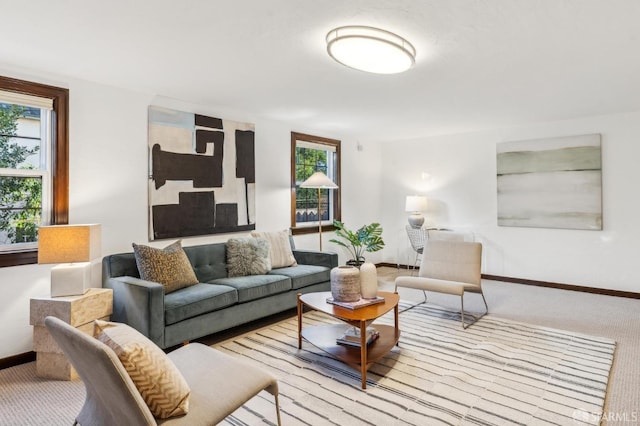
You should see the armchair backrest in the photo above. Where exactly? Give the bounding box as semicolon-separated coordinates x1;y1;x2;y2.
405;225;427;252
44;316;156;426
419;240;482;286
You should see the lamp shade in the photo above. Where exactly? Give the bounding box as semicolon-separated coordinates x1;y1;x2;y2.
38;224;102;264
405;196;427;213
300;171;338;189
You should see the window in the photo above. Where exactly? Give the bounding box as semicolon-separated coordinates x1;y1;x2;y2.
0;76;68;267
290;132;341;234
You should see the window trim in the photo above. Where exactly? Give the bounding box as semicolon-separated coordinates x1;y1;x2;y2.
0;75;69;267
290;132;341;235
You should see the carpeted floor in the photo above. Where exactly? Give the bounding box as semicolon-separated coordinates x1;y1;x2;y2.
1;268;638;425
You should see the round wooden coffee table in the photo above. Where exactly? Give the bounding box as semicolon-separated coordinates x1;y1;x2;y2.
297;291;400;389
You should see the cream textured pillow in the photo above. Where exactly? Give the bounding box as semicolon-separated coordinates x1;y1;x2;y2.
226;237;271;277
94;320;190;419
250;229;297;268
132;240;198;294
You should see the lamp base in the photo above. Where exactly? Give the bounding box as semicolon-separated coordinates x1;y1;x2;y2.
408;213;425;228
50;262;92;297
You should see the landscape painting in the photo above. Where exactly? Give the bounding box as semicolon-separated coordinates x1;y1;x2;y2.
496;134;602;230
148;106;256;240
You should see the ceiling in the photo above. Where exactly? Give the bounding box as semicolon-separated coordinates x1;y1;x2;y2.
2;0;640;142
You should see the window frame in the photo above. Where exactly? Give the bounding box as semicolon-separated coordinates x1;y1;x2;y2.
290;132;341;235
0;75;69;267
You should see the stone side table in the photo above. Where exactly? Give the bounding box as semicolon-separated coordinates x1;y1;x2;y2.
29;288;113;380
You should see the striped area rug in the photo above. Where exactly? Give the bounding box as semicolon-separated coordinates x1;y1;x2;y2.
217;303;615;426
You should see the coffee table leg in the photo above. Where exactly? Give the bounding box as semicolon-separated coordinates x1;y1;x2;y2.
297;293;302;349
360;320;367;389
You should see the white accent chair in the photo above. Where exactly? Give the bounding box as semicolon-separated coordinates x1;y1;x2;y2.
394;239;488;329
44;316;281;426
405;225;427;272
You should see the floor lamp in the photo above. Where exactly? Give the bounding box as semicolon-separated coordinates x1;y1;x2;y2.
300;171;338;250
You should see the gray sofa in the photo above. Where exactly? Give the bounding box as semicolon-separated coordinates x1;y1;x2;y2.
102;240;338;349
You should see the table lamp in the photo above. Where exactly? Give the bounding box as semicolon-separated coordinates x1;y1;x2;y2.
405;196;427;228
38;224;102;297
300;171;338;250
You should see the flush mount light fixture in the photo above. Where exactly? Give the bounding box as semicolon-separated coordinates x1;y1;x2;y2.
326;25;416;74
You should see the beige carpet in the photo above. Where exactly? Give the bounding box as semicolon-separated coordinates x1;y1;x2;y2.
0;268;638;425
379;268;640;425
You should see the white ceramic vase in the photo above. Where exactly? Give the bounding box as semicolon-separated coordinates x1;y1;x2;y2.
359;262;378;299
330;266;360;302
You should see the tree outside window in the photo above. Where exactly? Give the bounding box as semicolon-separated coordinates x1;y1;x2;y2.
0;104;42;245
295;147;329;223
290;132;341;234
0;75;68;268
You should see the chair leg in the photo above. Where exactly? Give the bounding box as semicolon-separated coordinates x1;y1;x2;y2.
480;292;489;312
411;252;420;275
461;291;489;329
274;393;282;426
397;289;428;313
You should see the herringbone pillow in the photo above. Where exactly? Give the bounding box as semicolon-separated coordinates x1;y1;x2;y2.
94;320;190;419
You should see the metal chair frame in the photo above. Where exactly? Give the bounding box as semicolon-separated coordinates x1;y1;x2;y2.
398;288;488;329
405;225;427;273
395;239;488;329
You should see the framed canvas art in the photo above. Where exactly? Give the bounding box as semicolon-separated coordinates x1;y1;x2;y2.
148;106;256;240
497;134;602;230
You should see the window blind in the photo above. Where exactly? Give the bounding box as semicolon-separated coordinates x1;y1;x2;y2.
0;89;53;110
297;140;337;152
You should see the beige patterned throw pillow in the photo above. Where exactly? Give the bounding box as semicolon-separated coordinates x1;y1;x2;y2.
94;320;190;419
250;229;297;268
132;240;198;294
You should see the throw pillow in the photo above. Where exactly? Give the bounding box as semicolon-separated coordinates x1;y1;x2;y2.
94;320;190;419
226;237;271;277
250;229;297;268
132;240;198;294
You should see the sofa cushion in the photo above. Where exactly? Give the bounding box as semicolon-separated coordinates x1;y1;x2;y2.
226;237;271;277
250;230;297;268
94;320;190;419
184;243;227;282
210;275;291;303
132;240;198;294
164;283;238;326
269;264;331;290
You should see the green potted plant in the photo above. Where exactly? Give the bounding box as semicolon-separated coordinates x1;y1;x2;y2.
329;220;385;266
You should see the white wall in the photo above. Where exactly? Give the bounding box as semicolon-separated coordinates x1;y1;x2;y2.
380;111;640;293
0;68;381;358
5;62;637;358
256;135;384;260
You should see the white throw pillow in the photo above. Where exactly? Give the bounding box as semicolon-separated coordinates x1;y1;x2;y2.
250;229;297;268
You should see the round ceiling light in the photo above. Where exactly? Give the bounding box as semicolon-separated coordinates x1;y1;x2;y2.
326;25;416;74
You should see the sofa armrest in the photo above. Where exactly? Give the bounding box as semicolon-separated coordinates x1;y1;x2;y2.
103;276;165;348
292;250;339;269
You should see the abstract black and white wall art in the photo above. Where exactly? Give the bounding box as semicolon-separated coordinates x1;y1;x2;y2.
497;134;602;230
148;106;255;240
